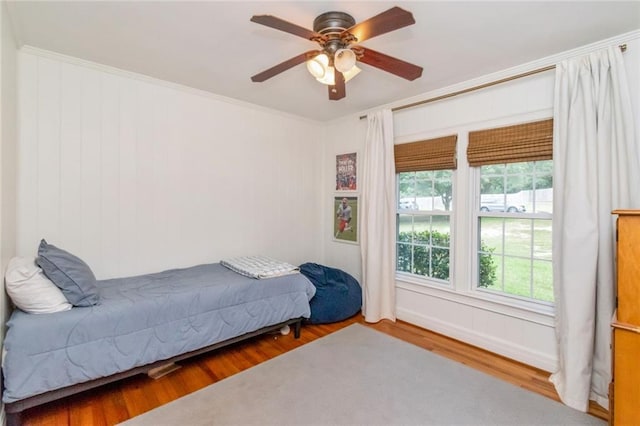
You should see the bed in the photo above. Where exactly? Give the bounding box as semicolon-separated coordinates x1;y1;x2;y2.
2;256;316;425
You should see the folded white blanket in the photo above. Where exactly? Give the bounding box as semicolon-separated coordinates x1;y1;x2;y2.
220;256;300;279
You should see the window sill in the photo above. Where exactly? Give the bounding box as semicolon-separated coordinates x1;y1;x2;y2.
395;273;555;327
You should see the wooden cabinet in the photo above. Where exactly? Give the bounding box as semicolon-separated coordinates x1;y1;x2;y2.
610;210;640;425
615;210;640;324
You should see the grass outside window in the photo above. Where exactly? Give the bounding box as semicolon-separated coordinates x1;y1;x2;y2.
478;217;553;302
397;215;553;303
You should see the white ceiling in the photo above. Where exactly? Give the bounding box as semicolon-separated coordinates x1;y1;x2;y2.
6;1;640;122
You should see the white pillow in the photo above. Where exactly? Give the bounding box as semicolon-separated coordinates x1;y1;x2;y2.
5;257;72;314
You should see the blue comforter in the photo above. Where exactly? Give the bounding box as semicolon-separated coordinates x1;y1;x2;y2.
2;263;315;403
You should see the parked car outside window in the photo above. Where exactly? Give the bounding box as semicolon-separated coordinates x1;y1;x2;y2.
399;199;419;210
480;202;526;213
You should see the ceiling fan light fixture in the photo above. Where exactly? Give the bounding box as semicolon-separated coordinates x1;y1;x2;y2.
316;66;335;86
306;53;329;79
343;65;361;82
334;48;357;73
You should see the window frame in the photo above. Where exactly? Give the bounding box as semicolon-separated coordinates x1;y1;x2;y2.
396;169;455;287
470;164;554;311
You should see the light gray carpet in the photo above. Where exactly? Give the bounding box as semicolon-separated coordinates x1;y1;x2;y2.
122;324;604;426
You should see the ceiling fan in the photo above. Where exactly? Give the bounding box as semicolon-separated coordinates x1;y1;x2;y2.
250;6;423;101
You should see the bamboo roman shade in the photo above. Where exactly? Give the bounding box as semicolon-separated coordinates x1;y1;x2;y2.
467;119;553;167
394;135;457;172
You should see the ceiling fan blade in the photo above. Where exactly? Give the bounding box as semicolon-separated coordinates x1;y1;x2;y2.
343;6;415;43
328;70;346;101
251;15;322;41
251;50;320;82
358;47;423;81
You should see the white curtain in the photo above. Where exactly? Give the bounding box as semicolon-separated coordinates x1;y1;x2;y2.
360;109;396;322
551;46;640;411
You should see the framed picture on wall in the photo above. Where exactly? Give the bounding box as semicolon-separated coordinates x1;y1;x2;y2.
335;152;357;191
334;196;358;244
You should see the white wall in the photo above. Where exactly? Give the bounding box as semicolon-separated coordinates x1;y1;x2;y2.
324;31;640;372
16;48;324;279
321;115;366;281
1;0;18;421
1;0;18;308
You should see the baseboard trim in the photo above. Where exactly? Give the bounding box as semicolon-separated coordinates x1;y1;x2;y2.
397;307;558;372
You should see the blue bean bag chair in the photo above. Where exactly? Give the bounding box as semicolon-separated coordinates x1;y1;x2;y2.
299;262;362;324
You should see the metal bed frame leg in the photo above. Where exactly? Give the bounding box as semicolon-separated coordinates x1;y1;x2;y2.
6;411;22;426
294;319;302;339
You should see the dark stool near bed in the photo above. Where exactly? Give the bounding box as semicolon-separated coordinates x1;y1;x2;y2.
299;263;362;324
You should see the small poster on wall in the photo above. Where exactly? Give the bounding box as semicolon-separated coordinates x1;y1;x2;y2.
336;152;357;191
334;196;358;244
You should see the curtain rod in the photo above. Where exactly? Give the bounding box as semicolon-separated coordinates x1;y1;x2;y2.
359;44;627;120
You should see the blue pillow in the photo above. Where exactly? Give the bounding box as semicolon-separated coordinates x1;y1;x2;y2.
36;239;99;307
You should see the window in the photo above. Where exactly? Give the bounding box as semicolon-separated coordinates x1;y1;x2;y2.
469;119;553;304
394;135;457;283
477;161;553;303
397;170;453;282
395;119;554;309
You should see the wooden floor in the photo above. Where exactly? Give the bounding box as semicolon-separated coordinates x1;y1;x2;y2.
20;316;607;425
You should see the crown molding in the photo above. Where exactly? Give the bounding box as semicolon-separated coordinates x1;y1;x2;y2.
18;45;323;126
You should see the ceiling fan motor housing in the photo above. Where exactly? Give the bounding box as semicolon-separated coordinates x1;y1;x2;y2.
313;11;355;53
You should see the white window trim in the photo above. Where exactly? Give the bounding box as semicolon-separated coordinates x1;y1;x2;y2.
396;276;555;327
